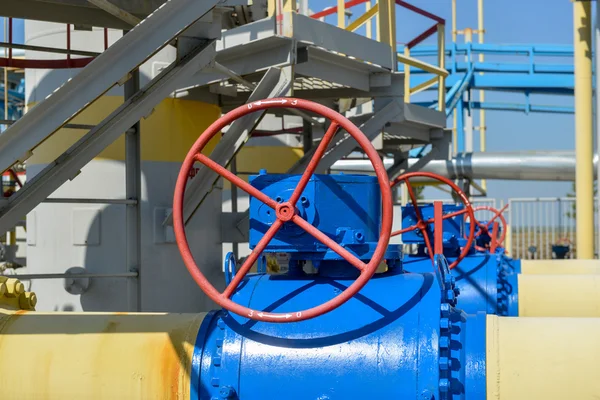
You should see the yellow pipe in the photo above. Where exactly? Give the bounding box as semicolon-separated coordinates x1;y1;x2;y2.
378;0;396;66
397;53;450;77
477;0;487;193
486;315;600;400
437;23;446;114
337;0;345;28
409;76;438;95
403;47;410;102
518;274;600;317
0;309;206;400
365;1;372;39
574;1;594;259
521;259;600;275
451;0;457;42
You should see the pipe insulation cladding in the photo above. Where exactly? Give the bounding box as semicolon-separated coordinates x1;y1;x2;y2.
331;151;599;181
1;308;600;399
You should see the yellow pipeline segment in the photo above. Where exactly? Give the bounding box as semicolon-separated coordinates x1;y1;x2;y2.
518;274;600;317
486;315;600;399
0;309;206;400
520;259;600;275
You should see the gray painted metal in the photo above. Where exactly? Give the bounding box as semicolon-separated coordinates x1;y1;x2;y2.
290;13;393;70
166;67;293;226
331;152;598;181
288;99;404;174
13;272;139;280
0;40;217;234
0;0;247;29
124;66;142;312
42;198;137;204
87;0;142;26
0;0;221;176
0;42;100;57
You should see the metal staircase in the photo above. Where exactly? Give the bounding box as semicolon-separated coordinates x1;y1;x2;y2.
0;0;447;237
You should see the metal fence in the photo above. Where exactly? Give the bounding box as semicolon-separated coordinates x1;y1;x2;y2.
508;197;598;260
408;197;597;260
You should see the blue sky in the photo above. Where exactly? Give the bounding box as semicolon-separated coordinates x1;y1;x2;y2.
317;0;582;202
1;2;587;201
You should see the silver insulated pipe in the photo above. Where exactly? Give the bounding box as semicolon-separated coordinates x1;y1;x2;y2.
330;152;598;181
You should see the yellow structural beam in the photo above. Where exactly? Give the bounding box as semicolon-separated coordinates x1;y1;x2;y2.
520;259;600;275
0;309;207;399
487;315;600;400
409;76;438;96
337;0;346;28
378;0;396;65
437;23;446;113
397;53;450;77
574;0;594;259
345;4;379;33
518;274;600;317
403;48;411;102
268;0;296;17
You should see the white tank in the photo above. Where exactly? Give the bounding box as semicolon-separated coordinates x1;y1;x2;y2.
24;21;224;312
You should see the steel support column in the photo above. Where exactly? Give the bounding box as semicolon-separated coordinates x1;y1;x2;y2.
124;65;141;312
574;0;594;258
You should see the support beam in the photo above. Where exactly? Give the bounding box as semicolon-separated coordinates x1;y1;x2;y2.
124;63;141;312
574;1;594;259
378;0;396;67
288;99;404;174
0;0;220;176
167;67;293;226
87;0;142;27
0;40;217;234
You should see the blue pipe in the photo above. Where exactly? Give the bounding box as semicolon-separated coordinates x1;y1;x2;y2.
193;265;487;399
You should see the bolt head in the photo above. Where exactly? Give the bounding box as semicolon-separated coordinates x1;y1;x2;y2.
440;357;453;370
440;303;450;317
439;336;450;348
439;378;450;393
440;318;452;331
219;386;236;398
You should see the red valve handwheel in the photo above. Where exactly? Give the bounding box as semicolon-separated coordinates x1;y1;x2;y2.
173;98;393;323
467;205;508;251
390;172;475;269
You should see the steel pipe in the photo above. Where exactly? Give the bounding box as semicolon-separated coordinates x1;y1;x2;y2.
331;151;597;181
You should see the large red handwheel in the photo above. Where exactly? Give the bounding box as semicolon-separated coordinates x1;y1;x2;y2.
468;205;508;250
173;98;393;323
390;172;475;269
